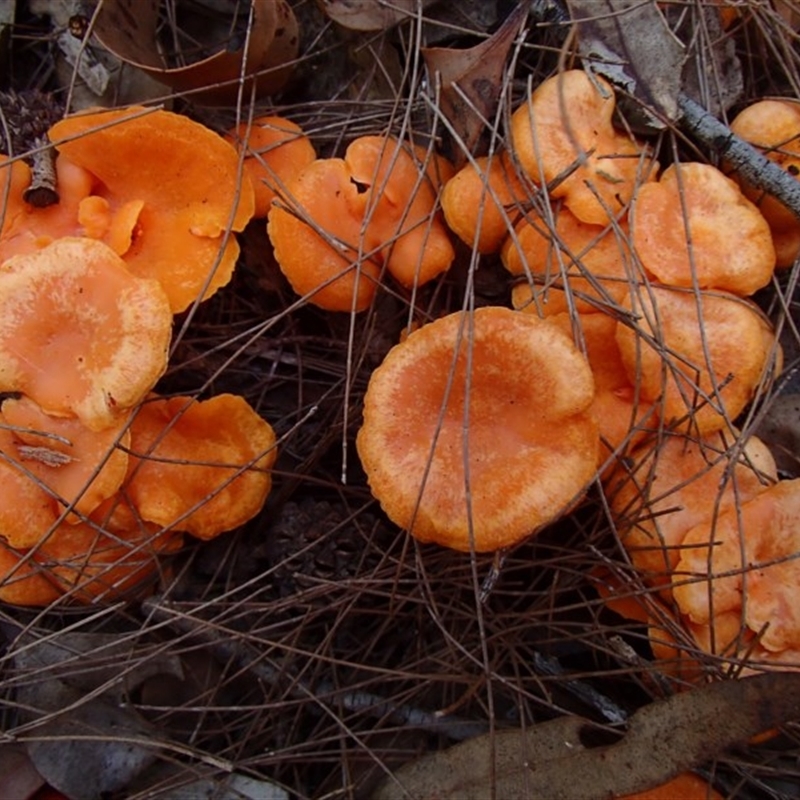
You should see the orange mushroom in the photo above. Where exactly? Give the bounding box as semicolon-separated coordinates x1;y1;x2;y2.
606;429;777;595
0;396;130;535
268;135;454;311
0;543;61;607
510;70;655;224
34;513;180;603
124;394;277;540
48;106;255;312
225;115;316;219
356;307;599;552
0;237;172;430
441;152;528;253
631;162;775;295
504;205;636;315
615;285;777;434
674;478;800;654
615;772;723;800
546;311;657;467
0;154;96;261
730;99;800;268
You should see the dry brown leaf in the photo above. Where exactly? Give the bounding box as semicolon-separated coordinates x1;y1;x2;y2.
93;0;298;105
320;0;437;31
373;672;800;800
422;3;528;161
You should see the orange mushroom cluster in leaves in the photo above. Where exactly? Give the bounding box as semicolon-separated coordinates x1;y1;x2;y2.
0;106;280;607
267;134;455;311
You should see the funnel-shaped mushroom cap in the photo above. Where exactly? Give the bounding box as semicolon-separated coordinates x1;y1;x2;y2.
0;238;172;430
615;286;777;434
49;106;255;312
631;162;775;295
125;394;277;540
268;135;454;310
0;396;131;532
356;307;599;552
510;70;654;224
730;99;800;268
674;477;800;653
226;115;316;219
606;429;777;594
0;544;61;607
503;206;635;314
441;153;528;254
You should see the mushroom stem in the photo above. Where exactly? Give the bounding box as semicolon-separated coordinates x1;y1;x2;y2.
679;93;800;221
22;136;59;208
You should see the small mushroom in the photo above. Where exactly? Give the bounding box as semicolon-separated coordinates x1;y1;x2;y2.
0;543;61;606
730;99;800;268
606;429;777;595
124;394;277;540
631;162;775;295
0;396;131;533
615;285;778;434
674;478;800;654
225;115;316;219
268;135;454;311
0;238;172;430
504;205;636;315
356;307;599;552
0;238;173;430
441;152;528;253
510;70;655;224
48;106;255;312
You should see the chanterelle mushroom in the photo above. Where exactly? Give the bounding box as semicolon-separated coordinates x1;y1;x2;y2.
356;306;599;552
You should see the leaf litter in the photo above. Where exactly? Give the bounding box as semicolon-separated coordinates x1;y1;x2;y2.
2;1;800;799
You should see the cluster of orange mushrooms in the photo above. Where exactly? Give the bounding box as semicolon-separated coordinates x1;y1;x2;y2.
2;71;800;684
235;70;800;675
0;107;277;604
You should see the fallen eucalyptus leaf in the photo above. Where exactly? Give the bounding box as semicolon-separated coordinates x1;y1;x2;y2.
0;743;46;800
567;0;684;127
321;0;438;31
6;629;184;799
422;3;528;161
372;672;800;800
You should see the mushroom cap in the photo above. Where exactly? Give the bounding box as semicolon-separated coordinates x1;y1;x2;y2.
0;154;96;262
226;115;316;219
49;106;255;312
125;394;277;540
356;307;599;552
0;543;61;607
346;136;454;288
268;157;382;311
267;135;454;310
34;515;179;603
546;311;656;467
606;429;777;592
0;238;173;430
441;153;528;254
510;70;654;224
674;477;800;653
730;99;800;268
0;396;131;528
503;206;636;314
631;162;775;295
615;285;777;434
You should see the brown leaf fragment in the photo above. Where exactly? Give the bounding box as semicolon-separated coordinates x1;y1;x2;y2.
372;672;800;800
422;3;528;162
567;0;684;127
321;0;438;31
